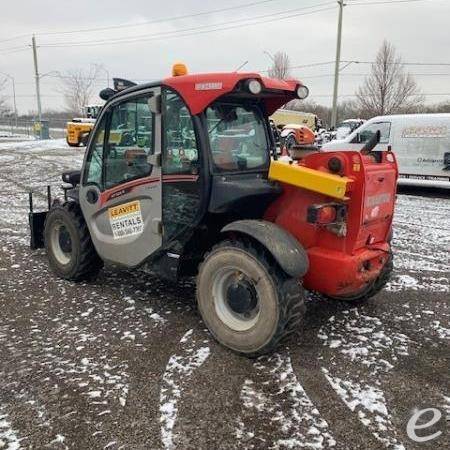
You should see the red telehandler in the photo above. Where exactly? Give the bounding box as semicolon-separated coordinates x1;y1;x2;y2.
29;65;398;356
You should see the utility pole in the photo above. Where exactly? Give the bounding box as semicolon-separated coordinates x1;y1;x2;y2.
331;0;345;129
32;35;43;138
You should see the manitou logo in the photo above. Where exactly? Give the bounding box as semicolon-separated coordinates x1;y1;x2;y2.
366;193;391;207
195;82;223;90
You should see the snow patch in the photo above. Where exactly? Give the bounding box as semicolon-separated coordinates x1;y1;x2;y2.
323;369;405;449
236;352;336;449
0;409;21;450
318;310;411;375
159;330;210;450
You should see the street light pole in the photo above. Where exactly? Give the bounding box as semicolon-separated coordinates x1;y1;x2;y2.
331;0;345;129
11;77;17;129
32;35;43;138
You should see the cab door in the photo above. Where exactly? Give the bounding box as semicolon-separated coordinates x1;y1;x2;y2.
79;88;163;267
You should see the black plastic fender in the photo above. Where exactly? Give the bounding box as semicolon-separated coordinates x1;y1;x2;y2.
222;220;309;278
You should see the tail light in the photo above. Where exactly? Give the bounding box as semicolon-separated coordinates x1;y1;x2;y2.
307;203;347;236
307;203;346;224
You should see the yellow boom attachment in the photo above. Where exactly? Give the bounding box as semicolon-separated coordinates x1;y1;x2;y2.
268;160;351;200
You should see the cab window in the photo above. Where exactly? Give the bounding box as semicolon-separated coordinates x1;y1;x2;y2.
163;91;199;175
356;122;391;144
162;90;202;242
104;96;154;189
84;114;106;186
206;102;269;172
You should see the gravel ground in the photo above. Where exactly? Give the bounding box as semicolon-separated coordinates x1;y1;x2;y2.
0;139;448;450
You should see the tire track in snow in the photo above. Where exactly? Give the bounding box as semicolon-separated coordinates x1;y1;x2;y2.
159;329;210;450
322;369;405;450
235;351;336;449
317;303;448;448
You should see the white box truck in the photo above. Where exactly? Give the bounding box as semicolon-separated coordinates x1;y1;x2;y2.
322;113;450;189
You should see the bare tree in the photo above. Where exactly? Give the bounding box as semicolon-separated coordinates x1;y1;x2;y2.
59;64;103;115
0;77;11;117
356;41;423;116
268;51;291;80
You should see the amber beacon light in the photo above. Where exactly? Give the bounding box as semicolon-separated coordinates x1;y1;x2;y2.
172;62;188;77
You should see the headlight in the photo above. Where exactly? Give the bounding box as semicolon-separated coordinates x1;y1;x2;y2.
246;79;262;95
296;85;309;100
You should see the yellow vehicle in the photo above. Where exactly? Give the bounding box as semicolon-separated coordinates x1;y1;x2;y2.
66;105;102;147
271;109;318;131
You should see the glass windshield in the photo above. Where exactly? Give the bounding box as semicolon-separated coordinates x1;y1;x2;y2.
206;102;269;172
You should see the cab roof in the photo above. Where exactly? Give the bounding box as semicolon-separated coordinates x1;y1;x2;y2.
112;72;303;116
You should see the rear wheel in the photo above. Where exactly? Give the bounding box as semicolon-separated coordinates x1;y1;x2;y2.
328;252;393;304
196;240;305;357
44;202;103;281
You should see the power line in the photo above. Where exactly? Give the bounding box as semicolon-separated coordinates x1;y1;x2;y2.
39;4;336;48
300;72;450;78
0;0;285;44
311;92;450;97
342;60;450;66
347;0;437;5
38;0;285;36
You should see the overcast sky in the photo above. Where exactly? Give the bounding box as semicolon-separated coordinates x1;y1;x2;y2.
1;0;449;114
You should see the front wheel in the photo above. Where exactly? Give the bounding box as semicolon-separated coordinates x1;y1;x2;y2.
44;202;103;281
196;240;305;357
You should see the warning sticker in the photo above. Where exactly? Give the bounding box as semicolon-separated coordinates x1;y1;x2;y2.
108;200;144;240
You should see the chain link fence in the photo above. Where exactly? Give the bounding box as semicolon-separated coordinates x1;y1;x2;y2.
0;118;67;139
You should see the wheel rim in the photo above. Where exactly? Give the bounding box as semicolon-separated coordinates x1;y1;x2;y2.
212;267;261;331
50;221;73;265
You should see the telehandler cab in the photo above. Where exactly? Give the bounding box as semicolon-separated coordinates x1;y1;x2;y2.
29;65;398;357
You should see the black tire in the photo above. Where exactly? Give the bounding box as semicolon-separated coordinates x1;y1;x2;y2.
66;137;80;147
44;202;103;281
196;239;306;357
80;133;90;146
328;252;394;304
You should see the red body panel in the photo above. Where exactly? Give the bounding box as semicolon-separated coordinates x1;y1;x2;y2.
265;151;398;297
163;72;301;115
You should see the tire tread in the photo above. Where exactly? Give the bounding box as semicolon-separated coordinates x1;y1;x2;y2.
45;201;103;281
197;238;305;358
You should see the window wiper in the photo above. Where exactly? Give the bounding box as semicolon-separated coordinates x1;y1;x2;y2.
208;109;236;134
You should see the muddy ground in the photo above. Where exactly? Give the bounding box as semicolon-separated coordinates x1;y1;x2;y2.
0;139;448;449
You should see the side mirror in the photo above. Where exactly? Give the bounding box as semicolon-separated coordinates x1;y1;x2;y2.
443;152;450;170
62;170;81;187
99;88;116;101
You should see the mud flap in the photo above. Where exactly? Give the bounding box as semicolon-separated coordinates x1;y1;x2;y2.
222;220;309;278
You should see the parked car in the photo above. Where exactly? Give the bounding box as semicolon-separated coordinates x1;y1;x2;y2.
322;114;450;189
334;119;365;140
